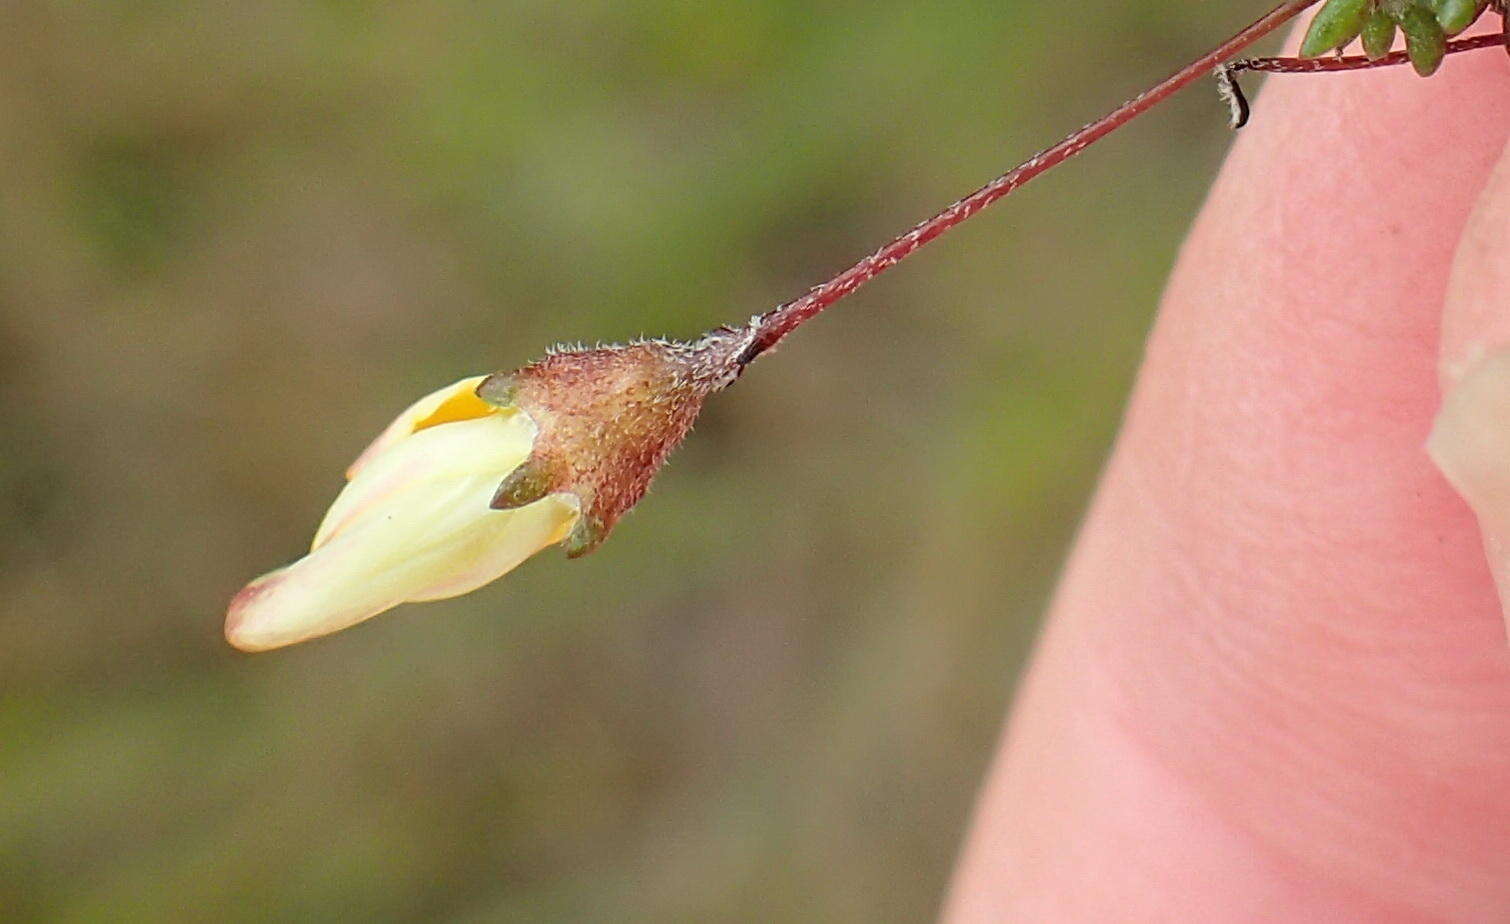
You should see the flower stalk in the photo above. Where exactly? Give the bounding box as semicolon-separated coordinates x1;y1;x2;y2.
738;0;1322;360
232;0;1389;651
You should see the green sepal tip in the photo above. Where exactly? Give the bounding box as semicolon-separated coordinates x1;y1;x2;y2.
491;461;554;510
475;372;517;407
563;513;607;559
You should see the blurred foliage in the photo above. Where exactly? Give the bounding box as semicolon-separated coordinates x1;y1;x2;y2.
0;0;1269;919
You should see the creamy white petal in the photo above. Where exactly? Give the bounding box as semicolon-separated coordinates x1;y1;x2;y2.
227;413;573;652
226;476;578;652
313;408;536;550
408;491;579;602
346;375;493;480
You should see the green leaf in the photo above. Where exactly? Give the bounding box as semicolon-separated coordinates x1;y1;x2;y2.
1395;3;1447;75
1300;0;1372;56
1360;9;1397;59
1434;0;1485;36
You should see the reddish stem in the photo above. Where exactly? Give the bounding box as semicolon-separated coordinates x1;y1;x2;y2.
743;0;1320;359
1236;32;1507;73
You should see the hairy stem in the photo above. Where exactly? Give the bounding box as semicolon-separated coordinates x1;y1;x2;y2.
739;0;1322;360
1235;31;1508;73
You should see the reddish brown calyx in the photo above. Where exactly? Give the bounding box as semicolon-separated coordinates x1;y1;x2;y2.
476;325;760;557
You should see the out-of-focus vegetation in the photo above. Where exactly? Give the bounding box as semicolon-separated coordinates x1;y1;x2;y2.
0;0;1269;918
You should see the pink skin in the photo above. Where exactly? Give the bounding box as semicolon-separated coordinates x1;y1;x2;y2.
946;27;1510;924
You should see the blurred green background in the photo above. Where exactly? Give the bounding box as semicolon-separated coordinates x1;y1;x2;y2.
0;0;1271;919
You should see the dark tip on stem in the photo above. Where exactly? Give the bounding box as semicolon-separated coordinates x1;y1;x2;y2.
1213;65;1251;129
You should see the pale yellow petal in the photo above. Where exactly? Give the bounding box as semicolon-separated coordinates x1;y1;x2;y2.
314;407;536;550
408;492;579;602
226;474;577;652
346;375;495;480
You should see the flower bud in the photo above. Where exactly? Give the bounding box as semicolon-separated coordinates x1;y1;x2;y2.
225;325;758;651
